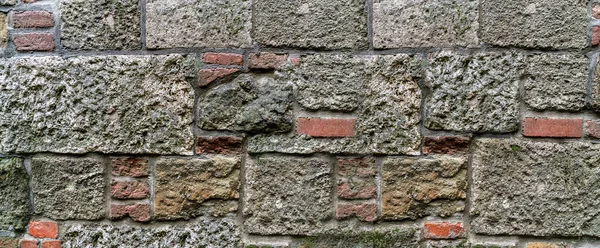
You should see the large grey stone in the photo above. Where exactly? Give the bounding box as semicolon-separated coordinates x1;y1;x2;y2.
425;51;523;133
373;0;479;49
248;54;422;155
480;0;588;49
0;0;15;5
253;0;368;49
471;139;600;237
60;0;141;50
62;215;240;248
146;0;252;49
0;158;29;231
243;155;332;235
590;56;600;112
524;53;588;111
31;156;105;220
0;55;195;155
197;74;293;133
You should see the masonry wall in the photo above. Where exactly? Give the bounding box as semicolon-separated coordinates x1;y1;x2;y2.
0;0;599;247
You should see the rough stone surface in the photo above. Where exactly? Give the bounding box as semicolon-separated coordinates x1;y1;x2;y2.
589;57;600;112
61;216;241;248
197;74;293;133
146;0;252;49
60;0;141;50
373;0;479;48
471;139;600;237
0;238;18;248
336;203;377;222
425;51;523;133
291;227;421;248
155;156;240;220
253;0;368;49
244;155;332;235
382;156;467;220
0;0;15;5
0;158;28;231
195;136;243;154
480;0;587;49
337;157;376;200
524;53;588;111
30;156;105;220
0;14;6;49
0;55;195;155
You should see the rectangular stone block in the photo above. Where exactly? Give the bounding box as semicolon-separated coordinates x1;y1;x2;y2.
253;0;367;49
146;0;252;49
471;139;600;237
0;158;29;231
0;55;195;155
373;0;479;49
291;227;421;248
480;0;587;49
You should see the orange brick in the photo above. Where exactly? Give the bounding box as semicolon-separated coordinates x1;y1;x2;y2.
522;117;582;138
202;52;243;66
28;221;58;239
41;240;61;248
19;239;38;248
297;118;355;137
424;222;465;239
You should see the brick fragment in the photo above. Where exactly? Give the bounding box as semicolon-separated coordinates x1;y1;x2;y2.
336;203;377;222
198;68;238;87
593;26;600;46
297;118;355;137
13;11;54;28
195;136;243;154
28;221;58;239
111;158;148;177
526;242;568;248
522;117;583;138
202;52;243;66
337;157;376;200
13;33;54;51
424;222;466;239
19;239;38;248
423;136;470;155
111;180;150;199
594;4;600;19
110;203;151;222
585;120;600;139
41;240;61;248
248;52;287;69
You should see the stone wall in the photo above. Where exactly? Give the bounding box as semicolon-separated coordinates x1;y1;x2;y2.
0;0;599;247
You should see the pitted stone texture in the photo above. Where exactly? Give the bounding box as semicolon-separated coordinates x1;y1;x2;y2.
248;54;422;155
253;0;367;49
382;156;467;220
197;74;293;133
373;0;479;49
0;55;195;155
589;56;600;112
244;155;332;235
480;0;587;49
425;51;523;133
292;227;421;248
0;0;15;5
0;158;29;231
60;0;141;50
31;156;105;220
146;0;251;49
524;53;588;111
471;139;600;237
0;14;6;49
62;216;241;248
155;156;240;220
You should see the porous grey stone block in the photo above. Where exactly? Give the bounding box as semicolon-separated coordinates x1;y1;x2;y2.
243;155;332;235
480;0;587;49
0;55;195;155
146;0;252;49
60;0;141;50
471;139;600;237
0;158;29;231
31;156;105;220
373;0;479;48
253;0;368;49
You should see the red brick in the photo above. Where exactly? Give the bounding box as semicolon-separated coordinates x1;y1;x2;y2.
424;222;466;239
522;117;583;138
110;203;151;222
423;136;470;155
41;240;61;248
19;239;38;248
594;4;600;19
297;118;355;137
336;203;377;222
111;180;150;199
202;52;243;66
28;221;58;239
111;158;148;177
198;68;238;87
337;157;376;200
196;136;243;154
13;11;54;28
248;52;287;69
585;120;600;139
290;57;300;66
593;26;600;46
13;33;54;51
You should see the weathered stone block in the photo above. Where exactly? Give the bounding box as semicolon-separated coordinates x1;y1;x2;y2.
60;0;141;50
291;227;421;248
589;56;600;112
382;156;467;220
243;155;332;235
425;51;523;133
480;0;587;49
146;0;252;49
253;0;367;49
0;158;29;231
197;74;293;133
337;157;376;200
0;55;195;155
0;0;15;5
62;216;241;248
31;156;105;220
524;53;588;111
373;0;479;49
155;156;240;220
0;13;8;49
471;139;600;237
